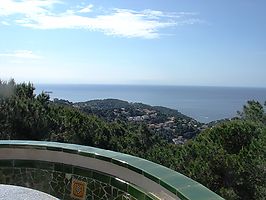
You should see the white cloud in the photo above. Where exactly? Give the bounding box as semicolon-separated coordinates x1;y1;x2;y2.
0;0;203;39
78;4;93;13
0;0;60;16
0;50;42;59
1;20;10;25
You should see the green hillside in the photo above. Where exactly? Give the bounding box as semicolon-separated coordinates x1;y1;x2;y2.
55;98;203;143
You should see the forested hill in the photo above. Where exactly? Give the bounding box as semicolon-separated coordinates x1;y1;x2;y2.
1;80;265;200
54;98;203;143
75;99;189;118
56;98;190;119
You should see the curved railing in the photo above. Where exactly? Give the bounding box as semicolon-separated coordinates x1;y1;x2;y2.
0;140;223;200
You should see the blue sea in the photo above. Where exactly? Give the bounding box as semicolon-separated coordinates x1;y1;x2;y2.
35;85;266;123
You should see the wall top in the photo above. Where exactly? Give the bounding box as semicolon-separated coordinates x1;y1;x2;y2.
0;140;224;200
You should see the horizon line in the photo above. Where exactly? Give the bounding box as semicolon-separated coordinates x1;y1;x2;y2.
33;83;266;89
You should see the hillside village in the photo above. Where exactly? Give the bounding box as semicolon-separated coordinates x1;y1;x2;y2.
108;106;203;144
55;98;204;144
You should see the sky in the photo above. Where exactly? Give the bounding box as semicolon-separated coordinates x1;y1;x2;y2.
0;0;266;87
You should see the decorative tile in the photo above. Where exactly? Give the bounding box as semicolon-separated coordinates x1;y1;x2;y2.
71;178;87;200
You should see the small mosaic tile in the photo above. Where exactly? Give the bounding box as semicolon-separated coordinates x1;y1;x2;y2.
71;178;87;200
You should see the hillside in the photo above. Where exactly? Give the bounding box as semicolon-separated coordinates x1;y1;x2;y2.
54;98;203;143
1;80;265;200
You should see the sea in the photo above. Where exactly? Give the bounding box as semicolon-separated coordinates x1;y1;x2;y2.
35;84;266;123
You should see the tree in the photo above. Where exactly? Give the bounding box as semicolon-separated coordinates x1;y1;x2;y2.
238;100;264;123
176;118;266;200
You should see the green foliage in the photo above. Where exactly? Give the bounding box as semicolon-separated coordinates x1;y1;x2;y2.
0;81;50;139
176;119;266;200
238;100;265;124
208;120;261;154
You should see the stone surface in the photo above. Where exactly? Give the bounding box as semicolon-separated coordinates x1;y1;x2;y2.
0;184;59;200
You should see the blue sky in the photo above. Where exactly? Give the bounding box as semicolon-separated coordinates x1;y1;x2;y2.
0;0;266;87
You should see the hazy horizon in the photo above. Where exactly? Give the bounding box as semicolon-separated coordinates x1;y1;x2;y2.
34;84;266;122
34;82;266;89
